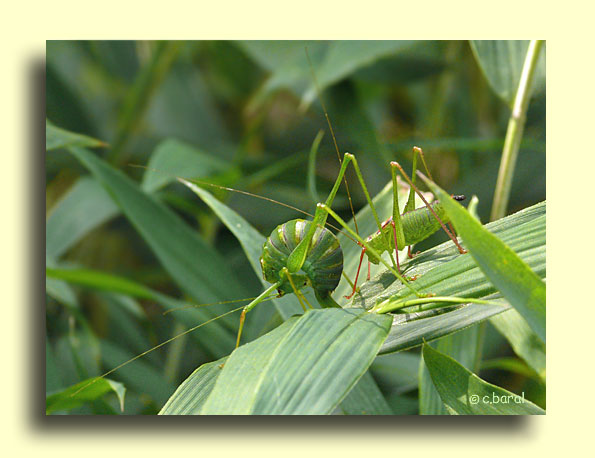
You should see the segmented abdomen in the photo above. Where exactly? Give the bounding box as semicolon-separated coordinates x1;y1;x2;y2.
261;219;343;296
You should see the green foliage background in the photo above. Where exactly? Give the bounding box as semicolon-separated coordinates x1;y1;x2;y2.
46;40;545;414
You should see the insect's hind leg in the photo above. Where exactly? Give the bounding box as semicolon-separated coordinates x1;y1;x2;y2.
391;161;467;255
345;245;366;300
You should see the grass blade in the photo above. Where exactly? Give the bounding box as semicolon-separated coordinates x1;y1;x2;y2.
46;378;125;415
46;119;107;151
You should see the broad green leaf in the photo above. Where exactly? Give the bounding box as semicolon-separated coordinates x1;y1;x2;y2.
163;317;298;414
46;176;119;259
421;177;546;343
159;358;227;415
386;394;419;415
141;138;229;193
100;294;157;365
46;119;107;151
236;40;324;72
45;276;78;309
46;267;153;299
46;377;126;414
145;62;233;156
422;344;544;414
160;318;305;415
470;40;546;107
200;309;392;414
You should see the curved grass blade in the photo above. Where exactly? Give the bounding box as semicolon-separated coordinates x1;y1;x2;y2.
422;344;544;415
46;377;126;415
420;175;546;343
141;138;229;193
379;302;508;354
46;119;107;151
179;178;304;320
419;326;482;415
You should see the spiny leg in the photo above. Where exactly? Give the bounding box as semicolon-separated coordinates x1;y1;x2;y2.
345;245;366;300
403;146;435;256
411;146;461;250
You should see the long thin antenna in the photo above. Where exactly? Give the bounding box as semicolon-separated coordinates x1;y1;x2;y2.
162;295;280;315
305;47;360;236
129;164;357;244
71;304;247;397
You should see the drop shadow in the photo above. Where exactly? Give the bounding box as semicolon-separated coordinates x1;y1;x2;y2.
34;51;539;435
